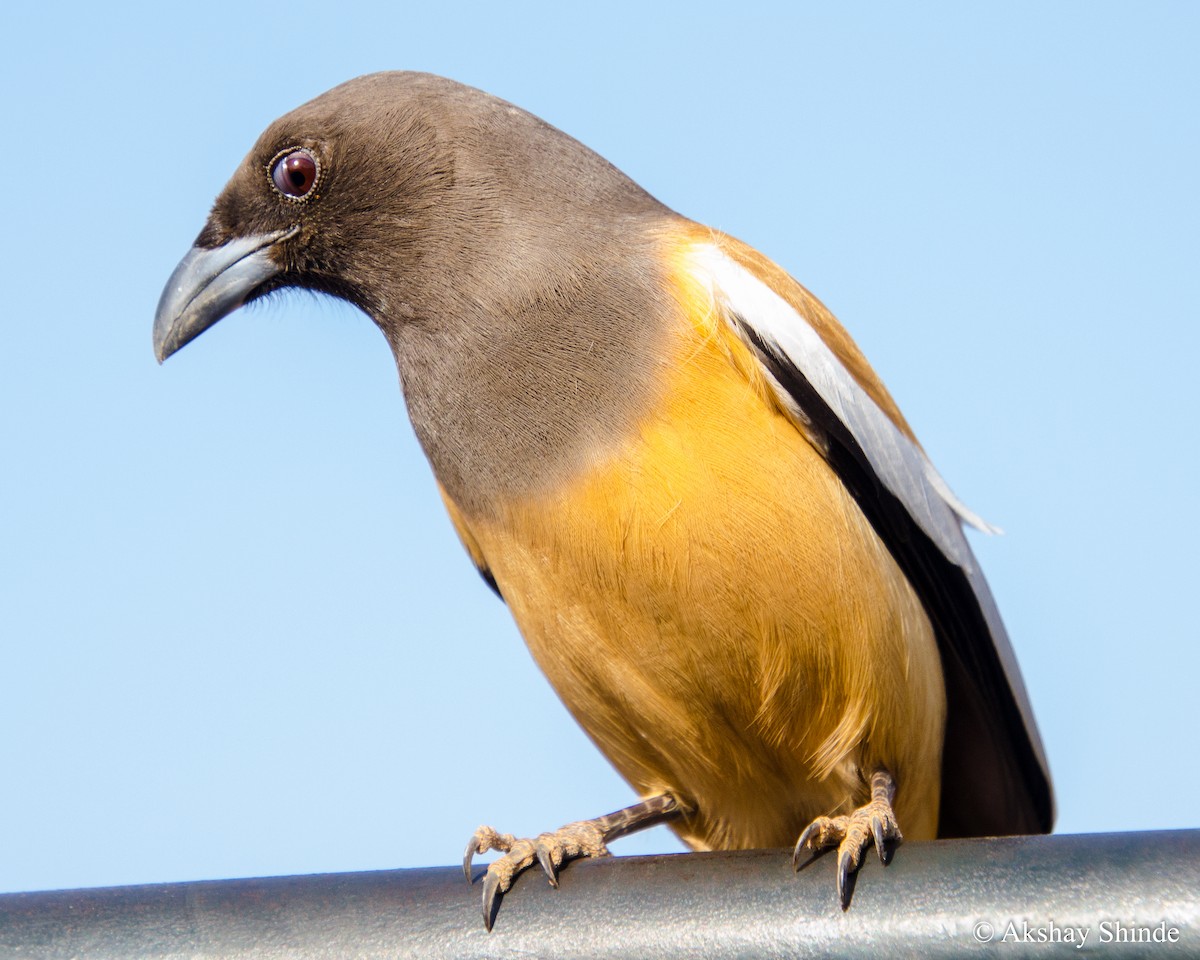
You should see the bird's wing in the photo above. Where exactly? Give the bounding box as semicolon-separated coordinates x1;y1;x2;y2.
685;230;1054;837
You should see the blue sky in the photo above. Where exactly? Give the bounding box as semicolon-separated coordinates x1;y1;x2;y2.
2;2;1197;893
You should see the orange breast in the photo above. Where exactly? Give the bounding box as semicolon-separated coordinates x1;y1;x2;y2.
445;235;946;849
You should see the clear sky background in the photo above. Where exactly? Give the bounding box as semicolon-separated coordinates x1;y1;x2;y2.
2;3;1197;895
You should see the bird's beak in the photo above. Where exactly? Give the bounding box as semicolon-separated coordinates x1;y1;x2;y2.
153;227;297;363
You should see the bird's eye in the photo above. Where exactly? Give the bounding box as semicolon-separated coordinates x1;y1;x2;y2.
269;149;319;201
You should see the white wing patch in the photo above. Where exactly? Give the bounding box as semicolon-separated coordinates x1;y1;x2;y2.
687;244;997;573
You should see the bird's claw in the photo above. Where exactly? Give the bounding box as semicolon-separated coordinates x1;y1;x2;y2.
870;810;893;866
481;868;504;931
535;844;560;887
462;820;611;931
463;825;515;882
792;790;902;910
791;819;823;870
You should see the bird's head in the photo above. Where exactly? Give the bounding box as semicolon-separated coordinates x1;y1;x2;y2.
153;71;661;364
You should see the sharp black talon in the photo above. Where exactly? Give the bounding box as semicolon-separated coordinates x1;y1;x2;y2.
536;845;559;888
792;823;817;871
871;817;887;864
837;850;858;911
463;836;478;883
792;820;820;873
482;870;503;932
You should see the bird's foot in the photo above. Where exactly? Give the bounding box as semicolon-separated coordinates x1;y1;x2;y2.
463;794;681;931
792;768;902;909
465;819;610;928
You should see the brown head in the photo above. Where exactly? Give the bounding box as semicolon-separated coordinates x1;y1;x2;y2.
155;72;680;511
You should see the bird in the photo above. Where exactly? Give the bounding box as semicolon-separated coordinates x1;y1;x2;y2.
154;71;1054;930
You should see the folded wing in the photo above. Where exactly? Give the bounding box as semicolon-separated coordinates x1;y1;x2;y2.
687;236;1054;837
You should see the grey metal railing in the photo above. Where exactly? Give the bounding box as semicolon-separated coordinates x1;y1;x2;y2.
1;830;1197;958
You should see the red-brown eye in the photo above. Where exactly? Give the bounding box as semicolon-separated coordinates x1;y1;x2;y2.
270;149;319;200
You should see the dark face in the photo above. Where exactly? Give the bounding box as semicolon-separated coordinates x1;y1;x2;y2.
153;71;674;511
154;74;464;361
155;71;669;366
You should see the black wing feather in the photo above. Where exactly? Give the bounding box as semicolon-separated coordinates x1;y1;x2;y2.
739;320;1053;836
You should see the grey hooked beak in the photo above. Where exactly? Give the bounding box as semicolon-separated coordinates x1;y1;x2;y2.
153;227;297;363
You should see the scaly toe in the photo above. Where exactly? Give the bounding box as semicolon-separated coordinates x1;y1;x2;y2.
463;796;681;931
468;821;612;930
793;769;905;909
478;838;537;930
792;814;849;870
463;825;515;882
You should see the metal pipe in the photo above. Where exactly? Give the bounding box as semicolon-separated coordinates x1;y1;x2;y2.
1;830;1196;958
